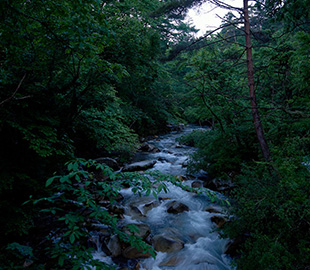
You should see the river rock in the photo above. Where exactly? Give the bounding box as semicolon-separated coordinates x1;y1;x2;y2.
123;223;151;239
159;197;171;201
158;157;169;162
139;143;160;153
109;204;125;215
126;206;145;219
122;246;152;259
142;201;160;214
123;160;157;172
95;157;120;171
174;143;183;148
181;160;189;167
203;178;235;193
191;181;203;188
167;123;185;132
159;255;182;266
167;201;189;214
176;175;187;181
211;215;228;228
204;206;224;214
153;235;184;253
106;235;122;257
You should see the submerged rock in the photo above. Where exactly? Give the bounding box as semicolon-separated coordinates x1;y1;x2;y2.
167;201;189;214
123;160;157;172
153;235;184;253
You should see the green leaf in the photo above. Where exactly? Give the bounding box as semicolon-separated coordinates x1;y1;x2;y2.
58;256;65;266
46;176;58;187
69;233;75;244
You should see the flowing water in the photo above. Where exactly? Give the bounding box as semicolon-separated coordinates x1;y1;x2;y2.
94;125;233;270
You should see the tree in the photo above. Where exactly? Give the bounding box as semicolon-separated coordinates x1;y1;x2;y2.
243;0;272;162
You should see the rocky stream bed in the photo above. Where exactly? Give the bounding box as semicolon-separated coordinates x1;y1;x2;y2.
90;125;236;270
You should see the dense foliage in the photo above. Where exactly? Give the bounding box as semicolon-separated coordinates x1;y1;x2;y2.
174;1;310;269
0;0;194;267
1;0;310;269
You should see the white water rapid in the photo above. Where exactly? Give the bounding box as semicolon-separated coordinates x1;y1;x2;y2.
94;126;234;270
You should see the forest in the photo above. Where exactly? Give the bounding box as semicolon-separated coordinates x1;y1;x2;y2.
0;0;310;269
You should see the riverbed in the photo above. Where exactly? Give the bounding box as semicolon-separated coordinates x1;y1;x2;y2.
93;125;233;270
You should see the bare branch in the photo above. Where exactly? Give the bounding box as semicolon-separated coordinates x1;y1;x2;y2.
209;0;243;12
0;74;27;106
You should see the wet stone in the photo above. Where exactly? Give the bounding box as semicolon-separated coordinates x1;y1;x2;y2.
95;157;120;171
142;201;160;214
153;234;185;253
159;255;182;266
122;223;151;239
191;180;203;188
176;175;187;181
122;246;152;259
109;204;125;215
211;215;228;228
205;205;224;214
126;206;145;220
167;201;189;214
106;235;122;257
123;160;157;172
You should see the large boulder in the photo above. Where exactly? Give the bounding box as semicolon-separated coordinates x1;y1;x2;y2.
123;160;157;172
122;223;151;240
166;201;189;214
95;157;120;171
153;235;184;253
203;178;235;193
125;206;145;220
139;143;160;153
122;246;152;259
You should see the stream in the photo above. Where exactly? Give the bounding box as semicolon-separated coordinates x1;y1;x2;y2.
93;125;233;270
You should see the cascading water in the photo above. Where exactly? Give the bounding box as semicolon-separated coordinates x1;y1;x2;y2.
93;125;234;270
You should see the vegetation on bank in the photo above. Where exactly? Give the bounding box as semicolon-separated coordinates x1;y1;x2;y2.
1;0;310;269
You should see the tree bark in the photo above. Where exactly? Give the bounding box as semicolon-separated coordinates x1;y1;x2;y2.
243;0;271;162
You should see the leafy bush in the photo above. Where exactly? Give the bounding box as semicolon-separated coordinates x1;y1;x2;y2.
179;128;258;179
224;162;310;270
0;158;226;269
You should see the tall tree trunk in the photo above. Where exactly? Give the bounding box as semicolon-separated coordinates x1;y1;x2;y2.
243;0;271;162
